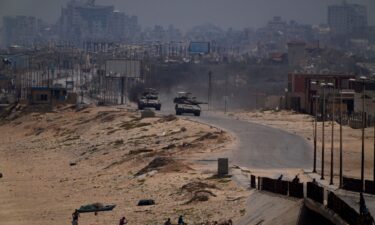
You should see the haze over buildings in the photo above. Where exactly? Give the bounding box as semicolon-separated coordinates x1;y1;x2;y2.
1;0;375;30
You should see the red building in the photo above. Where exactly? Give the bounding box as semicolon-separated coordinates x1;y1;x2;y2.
287;73;356;114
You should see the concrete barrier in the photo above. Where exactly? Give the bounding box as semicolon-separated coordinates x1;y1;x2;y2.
307;182;324;204
218;158;229;176
289;182;304;199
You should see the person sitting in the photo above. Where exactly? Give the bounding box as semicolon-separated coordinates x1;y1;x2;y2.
292;175;300;183
164;218;172;225
119;216;128;225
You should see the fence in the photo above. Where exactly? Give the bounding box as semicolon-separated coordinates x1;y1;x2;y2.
250;175;256;189
342;177;363;192
258;177;300;198
289;182;304;199
365;180;375;195
327;191;361;225
251;175;369;225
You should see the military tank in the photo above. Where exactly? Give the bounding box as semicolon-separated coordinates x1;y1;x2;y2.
173;92;206;116
138;88;161;110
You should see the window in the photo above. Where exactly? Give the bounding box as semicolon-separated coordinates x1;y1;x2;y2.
38;94;48;101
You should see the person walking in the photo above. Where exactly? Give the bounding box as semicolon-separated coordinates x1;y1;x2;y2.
178;215;186;225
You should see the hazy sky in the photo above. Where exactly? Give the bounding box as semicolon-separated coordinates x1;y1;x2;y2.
0;0;374;30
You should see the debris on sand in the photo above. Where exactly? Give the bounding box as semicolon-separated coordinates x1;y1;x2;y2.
141;110;155;118
158;114;177;122
178;181;219;204
180;181;218;193
128;148;154;155
137;199;155;206
135;157;190;176
119;119;151;130
195;132;219;142
33;127;45;136
162;143;176;150
185;190;217;204
0;172;3;178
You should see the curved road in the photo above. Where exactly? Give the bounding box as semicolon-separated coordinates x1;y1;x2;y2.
192;112;313;170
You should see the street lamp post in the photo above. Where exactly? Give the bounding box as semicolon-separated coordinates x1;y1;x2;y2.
339;89;343;188
321;82;327;180
311;81;319;173
360;76;367;192
327;82;335;185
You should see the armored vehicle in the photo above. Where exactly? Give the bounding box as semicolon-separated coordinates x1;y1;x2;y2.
138;88;161;110
173;92;205;116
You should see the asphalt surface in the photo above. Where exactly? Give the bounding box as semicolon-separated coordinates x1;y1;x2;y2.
187;111;313;170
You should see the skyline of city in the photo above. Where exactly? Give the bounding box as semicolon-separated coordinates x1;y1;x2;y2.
1;0;375;30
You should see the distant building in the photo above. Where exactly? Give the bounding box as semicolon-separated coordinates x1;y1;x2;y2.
267;16;287;31
2;16;39;47
59;0;139;45
328;2;367;35
287;73;355;113
29;86;77;107
287;41;306;67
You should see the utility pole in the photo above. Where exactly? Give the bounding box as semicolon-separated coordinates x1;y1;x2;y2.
225;73;228;113
208;71;212;111
121;76;125;105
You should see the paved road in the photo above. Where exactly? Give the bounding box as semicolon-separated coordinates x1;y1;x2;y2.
190;112;313;169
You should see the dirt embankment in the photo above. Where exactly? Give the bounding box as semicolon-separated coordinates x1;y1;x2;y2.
0;105;247;225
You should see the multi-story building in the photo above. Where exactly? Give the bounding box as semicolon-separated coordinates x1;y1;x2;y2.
59;0;140;46
287;41;306;68
328;2;367;35
2;16;39;47
287;73;356;114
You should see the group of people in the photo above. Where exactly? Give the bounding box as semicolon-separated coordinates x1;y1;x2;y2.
72;211;231;225
195;219;233;225
164;216;233;225
164;215;186;225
